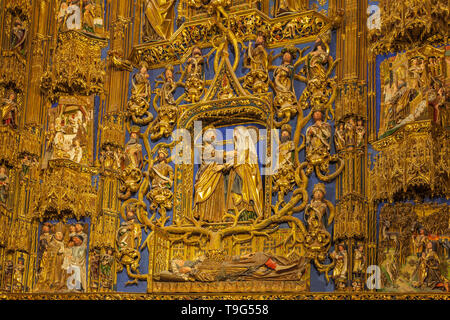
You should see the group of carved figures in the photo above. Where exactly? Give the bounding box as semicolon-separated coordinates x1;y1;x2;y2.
35;222;89;292
379;204;449;292
330;243;367;291
57;0;104;36
127;32;339;142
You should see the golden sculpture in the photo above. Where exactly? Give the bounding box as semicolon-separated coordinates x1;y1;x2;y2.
128;62;154;125
272;124;295;202
193;128;230;223
274;0;307;17
243;31;269;94
150;65;179;141
272;47;299;126
143;0;176;41
146;147;174;224
182;46;206;103
0;0;449;301
225;126;264;221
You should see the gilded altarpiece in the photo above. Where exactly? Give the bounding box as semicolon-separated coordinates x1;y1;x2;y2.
0;0;448;300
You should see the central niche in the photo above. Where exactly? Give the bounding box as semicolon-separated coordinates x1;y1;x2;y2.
192;123;269;224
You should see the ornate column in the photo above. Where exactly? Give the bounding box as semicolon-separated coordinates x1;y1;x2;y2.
0;0;45;293
88;0;134;292
332;0;370;291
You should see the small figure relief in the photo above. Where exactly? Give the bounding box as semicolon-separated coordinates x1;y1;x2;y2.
128;62;154;125
304;183;332;231
334;121;345;153
226;126;264;221
98;144;123;172
99;247;114;289
0;166;10;206
274;0;307;17
1;91;18;129
217;73;234;100
182;46;206;103
119;126;144;200
272;124;295;202
89;246;114;290
297;34;339;111
35;221;89;292
57;0;104;37
146;147;174;223
272;47;299;125
379;48;446;138
352;243;366;291
82;0;104;35
19;154;38;185
344;116;356;151
155;251;308;282
47;102;92;165
355;117;365;149
58;0;82;31
305;109;331;165
10;17;27;53
243;31;269;94
193;128;233;223
12;255;25;292
116;206;142;274
411;241;449;291
330;243;348;290
3;255;14;291
151;65;179;141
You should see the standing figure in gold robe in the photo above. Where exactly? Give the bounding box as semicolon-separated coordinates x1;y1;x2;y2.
305;109;331;164
144;0;175;41
331;243;348;289
193;129;233;222
226;126;264;220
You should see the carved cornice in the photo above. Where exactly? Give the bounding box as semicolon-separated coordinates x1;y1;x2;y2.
370;120;438;151
130;9;332;69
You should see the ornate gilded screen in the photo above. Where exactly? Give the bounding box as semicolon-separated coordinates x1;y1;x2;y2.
0;0;448;302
